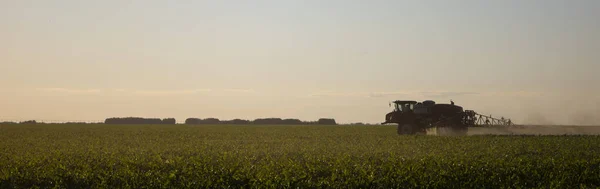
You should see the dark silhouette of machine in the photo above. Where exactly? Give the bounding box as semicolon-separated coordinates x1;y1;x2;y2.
382;100;514;135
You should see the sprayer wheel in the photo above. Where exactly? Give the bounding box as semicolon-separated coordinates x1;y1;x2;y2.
397;124;417;135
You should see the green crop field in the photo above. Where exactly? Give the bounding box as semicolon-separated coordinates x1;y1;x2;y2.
1;124;599;188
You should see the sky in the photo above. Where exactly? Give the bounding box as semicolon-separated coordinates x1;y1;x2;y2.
1;0;599;125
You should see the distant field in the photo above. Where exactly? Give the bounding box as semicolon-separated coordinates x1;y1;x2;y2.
1;124;599;188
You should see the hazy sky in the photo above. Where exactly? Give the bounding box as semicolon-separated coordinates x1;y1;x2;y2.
1;0;599;124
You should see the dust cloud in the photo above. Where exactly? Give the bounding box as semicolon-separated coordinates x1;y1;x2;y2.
467;125;600;135
522;113;555;125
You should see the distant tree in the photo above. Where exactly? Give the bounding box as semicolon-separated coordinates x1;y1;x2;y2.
105;117;165;124
19;120;37;124
185;118;202;124
202;118;221;124
253;118;284;125
282;119;303;125
184;118;221;124
161;118;176;124
224;119;250;124
317;118;337;125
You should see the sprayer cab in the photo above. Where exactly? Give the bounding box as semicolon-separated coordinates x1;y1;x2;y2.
392;101;417;112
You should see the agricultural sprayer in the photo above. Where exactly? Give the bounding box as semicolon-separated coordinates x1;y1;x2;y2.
382;100;515;135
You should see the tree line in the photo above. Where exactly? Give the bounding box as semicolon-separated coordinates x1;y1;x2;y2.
105;117;176;124
103;117;337;125
0;120;38;125
0;120;102;124
184;118;337;125
0;117;338;125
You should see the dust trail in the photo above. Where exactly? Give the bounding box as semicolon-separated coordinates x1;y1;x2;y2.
467;125;600;135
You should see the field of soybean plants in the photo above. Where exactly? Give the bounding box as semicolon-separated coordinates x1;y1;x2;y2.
1;124;599;188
